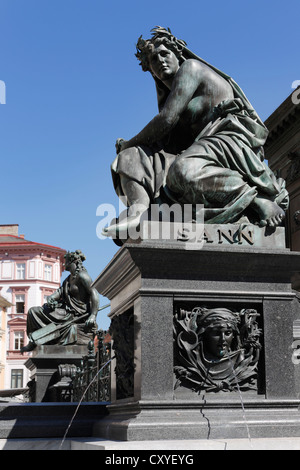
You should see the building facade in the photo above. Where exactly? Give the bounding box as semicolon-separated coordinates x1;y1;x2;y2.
264;88;300;288
264;88;300;250
0;224;66;390
0;295;12;389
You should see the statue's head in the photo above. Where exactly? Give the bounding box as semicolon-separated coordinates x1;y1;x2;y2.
135;26;186;74
64;250;86;270
194;308;241;359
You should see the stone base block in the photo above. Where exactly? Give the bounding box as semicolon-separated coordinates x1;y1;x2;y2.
93;225;300;441
25;345;88;402
93;398;300;441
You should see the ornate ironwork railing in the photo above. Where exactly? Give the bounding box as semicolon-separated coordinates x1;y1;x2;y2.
71;329;111;402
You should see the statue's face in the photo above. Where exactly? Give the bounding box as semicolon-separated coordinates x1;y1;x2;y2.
64;254;72;270
149;44;180;82
203;323;234;359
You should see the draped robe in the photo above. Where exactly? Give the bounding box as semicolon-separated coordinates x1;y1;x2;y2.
111;47;288;224
26;276;91;346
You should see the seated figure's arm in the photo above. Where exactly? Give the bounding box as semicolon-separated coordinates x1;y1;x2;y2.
78;271;99;328
118;60;203;152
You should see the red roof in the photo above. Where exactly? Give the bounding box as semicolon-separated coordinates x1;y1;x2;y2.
0;234;65;252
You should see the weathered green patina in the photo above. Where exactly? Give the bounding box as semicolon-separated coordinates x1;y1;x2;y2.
103;27;288;239
21;250;99;353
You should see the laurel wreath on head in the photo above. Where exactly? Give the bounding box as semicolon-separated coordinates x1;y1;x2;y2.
135;26;187;72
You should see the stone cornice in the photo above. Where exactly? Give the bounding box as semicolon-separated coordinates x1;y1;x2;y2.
0;296;12;308
265;89;300;147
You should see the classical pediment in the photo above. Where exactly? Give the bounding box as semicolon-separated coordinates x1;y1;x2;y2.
7;316;26;326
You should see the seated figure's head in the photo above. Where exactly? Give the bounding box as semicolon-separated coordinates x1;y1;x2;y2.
64;249;86;271
135;26;186;73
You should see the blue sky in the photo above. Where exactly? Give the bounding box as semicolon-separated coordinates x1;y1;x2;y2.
0;0;299;330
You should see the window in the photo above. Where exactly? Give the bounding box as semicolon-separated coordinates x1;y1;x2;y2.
44;264;52;281
16;263;25;280
11;369;23;388
14;331;24;350
15;294;25;314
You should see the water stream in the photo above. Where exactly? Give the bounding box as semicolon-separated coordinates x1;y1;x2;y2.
226;352;253;449
59;355;115;450
59;351;254;449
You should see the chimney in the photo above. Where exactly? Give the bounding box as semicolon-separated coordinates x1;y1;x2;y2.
0;224;19;236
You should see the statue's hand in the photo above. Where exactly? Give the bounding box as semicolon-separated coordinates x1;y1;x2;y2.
115;138;127;154
85;314;96;330
47;298;58;310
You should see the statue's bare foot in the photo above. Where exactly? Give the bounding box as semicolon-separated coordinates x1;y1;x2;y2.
252;197;285;227
102;214;142;238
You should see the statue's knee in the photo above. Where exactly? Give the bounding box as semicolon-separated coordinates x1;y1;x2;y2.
117;148;136;166
28;306;42;316
26;307;36;319
167;158;189;189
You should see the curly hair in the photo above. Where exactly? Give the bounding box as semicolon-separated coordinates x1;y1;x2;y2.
64;250;87;276
135;26;187;72
65;249;86;263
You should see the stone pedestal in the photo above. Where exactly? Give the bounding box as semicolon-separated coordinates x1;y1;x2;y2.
93;224;300;440
25;345;87;402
